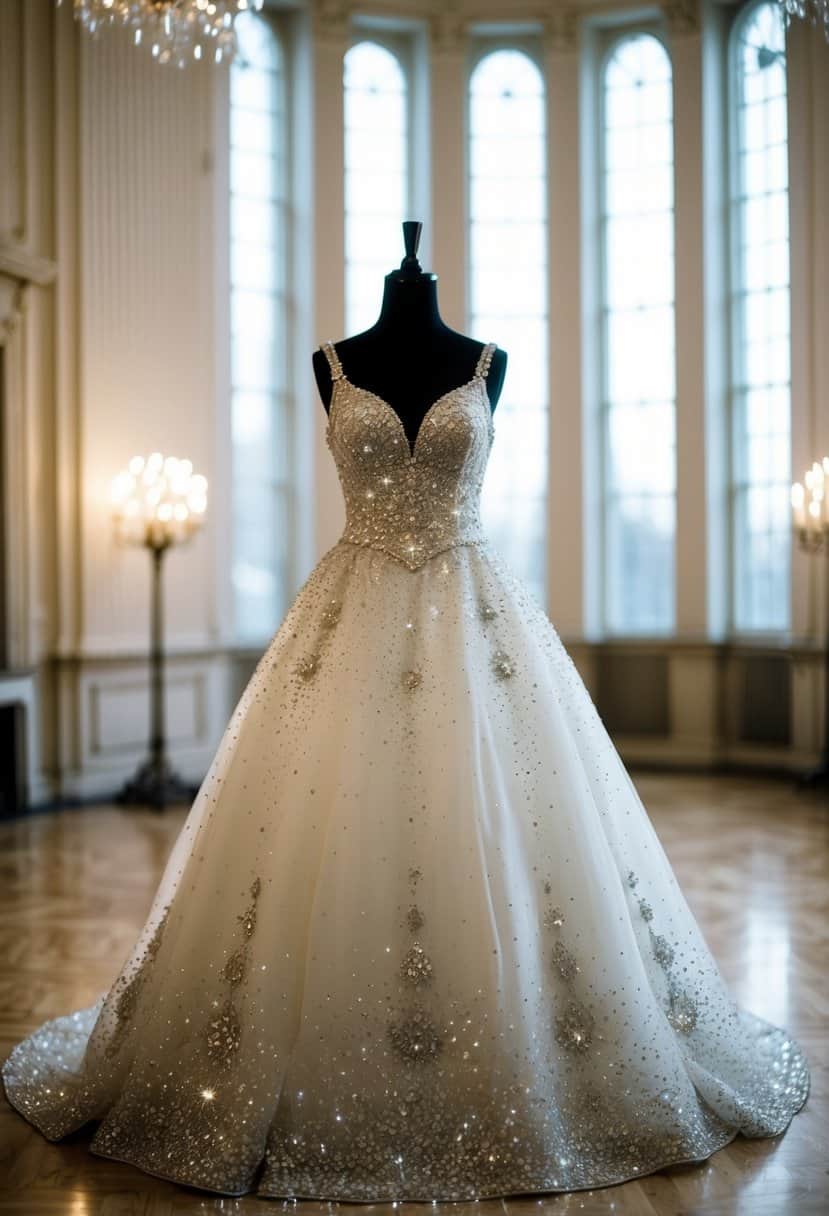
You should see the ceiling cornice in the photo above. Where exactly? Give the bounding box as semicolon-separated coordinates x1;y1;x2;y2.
307;0;707;43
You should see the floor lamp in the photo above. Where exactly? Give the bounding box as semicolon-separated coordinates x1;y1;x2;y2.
791;457;829;787
111;452;208;810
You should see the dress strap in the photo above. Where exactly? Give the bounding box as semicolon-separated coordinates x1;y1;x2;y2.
321;340;344;381
475;341;496;381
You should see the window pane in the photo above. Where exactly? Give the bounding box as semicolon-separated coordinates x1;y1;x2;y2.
601;34;676;635
468;49;548;609
230;13;294;642
731;1;791;632
344;41;408;334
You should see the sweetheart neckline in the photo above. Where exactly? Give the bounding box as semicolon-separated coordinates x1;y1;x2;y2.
326;374;495;462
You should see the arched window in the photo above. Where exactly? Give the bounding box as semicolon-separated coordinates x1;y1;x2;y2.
344;40;408;333
600;33;675;635
468;48;548;608
229;11;293;642
729;1;790;633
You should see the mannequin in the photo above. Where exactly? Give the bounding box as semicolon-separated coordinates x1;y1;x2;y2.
313;221;507;453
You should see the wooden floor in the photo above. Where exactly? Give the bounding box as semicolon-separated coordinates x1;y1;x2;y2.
0;773;826;1215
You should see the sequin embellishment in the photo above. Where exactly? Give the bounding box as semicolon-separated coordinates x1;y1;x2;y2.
205;876;262;1066
551;940;580;982
402;668;423;691
627;870;700;1037
322;339;497;571
105;904;171;1059
205;997;243;1063
320;598;341;628
400;942;434;986
294;654;320;682
389;866;444;1064
492;649;515;680
387;1006;444;1063
554;999;595;1052
666;985;699;1034
651;933;675;969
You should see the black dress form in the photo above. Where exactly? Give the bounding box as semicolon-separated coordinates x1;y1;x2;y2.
313;222;507;454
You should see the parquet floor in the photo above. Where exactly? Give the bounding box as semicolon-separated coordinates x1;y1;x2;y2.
0;773;826;1215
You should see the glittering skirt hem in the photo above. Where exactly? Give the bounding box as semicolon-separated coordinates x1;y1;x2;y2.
2;1043;810;1203
88;1137;747;1202
0;1103;762;1204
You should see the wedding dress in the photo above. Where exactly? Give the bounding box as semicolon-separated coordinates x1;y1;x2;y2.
2;338;809;1201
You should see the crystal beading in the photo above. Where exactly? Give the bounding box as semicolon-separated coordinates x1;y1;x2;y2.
322;339;496;572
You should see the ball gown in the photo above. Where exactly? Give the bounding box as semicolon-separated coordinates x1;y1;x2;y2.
1;338;810;1200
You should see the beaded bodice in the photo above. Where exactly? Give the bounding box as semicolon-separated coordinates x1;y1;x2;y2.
321;339;497;571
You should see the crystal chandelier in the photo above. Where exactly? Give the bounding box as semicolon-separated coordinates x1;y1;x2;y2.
60;0;264;67
780;0;829;42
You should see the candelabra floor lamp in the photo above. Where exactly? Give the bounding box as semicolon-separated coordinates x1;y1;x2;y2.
792;457;829;789
111;453;208;810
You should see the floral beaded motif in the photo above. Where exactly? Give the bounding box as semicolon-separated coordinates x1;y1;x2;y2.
105;904;171;1059
322;338;497;572
399;942;434;986
627;869;700;1036
554;999;595;1053
387;1007;444;1063
204;876;263;1067
492;648;516;680
294;654;320;682
320;598;341;628
551;940;580;982
541;878;592;1052
389;865;444;1064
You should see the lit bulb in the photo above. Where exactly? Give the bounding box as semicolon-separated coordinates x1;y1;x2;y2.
111;471;134;503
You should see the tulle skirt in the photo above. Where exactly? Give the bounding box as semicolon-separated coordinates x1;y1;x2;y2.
1;538;810;1200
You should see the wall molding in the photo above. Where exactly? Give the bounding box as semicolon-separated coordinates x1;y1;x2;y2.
542;7;580;53
0;245;57;287
567;634;825;773
427;2;466;54
664;0;701;35
309;0;352;43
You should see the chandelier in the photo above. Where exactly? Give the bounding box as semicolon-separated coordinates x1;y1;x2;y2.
780;0;829;41
60;0;264;67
